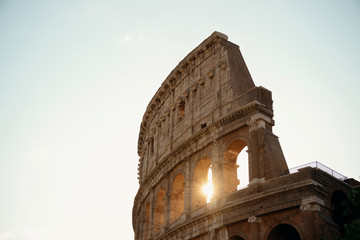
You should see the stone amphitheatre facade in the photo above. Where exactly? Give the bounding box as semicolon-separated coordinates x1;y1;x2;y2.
132;32;359;240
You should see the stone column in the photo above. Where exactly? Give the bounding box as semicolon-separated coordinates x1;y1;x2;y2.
164;175;170;229
211;140;224;200
247;112;288;182
149;188;155;238
247;114;270;184
184;160;191;217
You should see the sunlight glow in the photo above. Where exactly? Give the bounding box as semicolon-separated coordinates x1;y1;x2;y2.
202;166;213;203
237;146;249;190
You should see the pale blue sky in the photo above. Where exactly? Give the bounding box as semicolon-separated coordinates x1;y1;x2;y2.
0;1;359;239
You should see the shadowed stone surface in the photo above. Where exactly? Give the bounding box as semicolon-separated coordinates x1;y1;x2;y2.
133;32;359;240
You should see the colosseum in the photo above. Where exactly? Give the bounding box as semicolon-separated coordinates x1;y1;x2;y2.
132;32;359;240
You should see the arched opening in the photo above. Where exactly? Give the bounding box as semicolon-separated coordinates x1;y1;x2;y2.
267;224;301;240
331;190;347;237
229;235;245;240
170;173;185;223
237;146;249;189
153;188;165;235
192;157;211;210
202;166;213;203
223;140;248;194
191;233;207;240
143;202;150;239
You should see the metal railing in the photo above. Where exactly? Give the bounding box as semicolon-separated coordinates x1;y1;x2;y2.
289;161;347;181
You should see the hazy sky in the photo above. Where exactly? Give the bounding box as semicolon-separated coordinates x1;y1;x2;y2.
1;1;359;239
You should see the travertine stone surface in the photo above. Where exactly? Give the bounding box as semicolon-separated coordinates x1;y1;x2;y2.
133;32;358;240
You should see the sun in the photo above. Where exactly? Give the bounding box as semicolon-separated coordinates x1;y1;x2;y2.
202;182;213;203
202;166;213;203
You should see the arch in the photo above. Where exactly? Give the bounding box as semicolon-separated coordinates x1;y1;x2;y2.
153;188;165;235
266;223;301;240
170;173;185;223
143;201;151;239
228;230;247;240
229;236;245;240
331;190;347;237
192;157;211;210
223;139;247;194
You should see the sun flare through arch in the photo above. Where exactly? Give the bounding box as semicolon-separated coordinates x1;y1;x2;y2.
202;165;213;203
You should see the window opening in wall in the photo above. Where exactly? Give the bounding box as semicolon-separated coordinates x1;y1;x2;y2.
202;165;213;203
178;102;185;121
237;146;249;190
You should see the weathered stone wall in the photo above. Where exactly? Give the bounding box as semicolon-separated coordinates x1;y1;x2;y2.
137;32;257;183
133;32;289;239
133;32;356;240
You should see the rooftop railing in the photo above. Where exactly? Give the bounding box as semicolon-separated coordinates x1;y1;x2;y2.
289;161;347;181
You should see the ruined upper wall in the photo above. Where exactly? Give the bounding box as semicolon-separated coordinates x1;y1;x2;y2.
137;32;258;182
133;33;290;238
